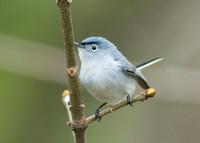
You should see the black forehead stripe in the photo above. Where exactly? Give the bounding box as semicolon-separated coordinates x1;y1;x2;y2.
81;41;99;45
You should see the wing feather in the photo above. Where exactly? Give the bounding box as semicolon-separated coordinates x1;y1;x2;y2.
108;49;150;89
124;65;150;89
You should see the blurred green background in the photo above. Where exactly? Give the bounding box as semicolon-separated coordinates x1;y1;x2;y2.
0;0;200;143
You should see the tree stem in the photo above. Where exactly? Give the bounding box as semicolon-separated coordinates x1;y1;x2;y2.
57;0;86;143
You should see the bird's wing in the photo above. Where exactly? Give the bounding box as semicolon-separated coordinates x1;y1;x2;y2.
123;64;150;89
108;49;150;89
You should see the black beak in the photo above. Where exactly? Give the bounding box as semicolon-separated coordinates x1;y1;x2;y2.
74;42;85;48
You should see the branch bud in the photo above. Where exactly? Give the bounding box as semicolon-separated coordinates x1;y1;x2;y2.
67;67;77;77
146;88;156;97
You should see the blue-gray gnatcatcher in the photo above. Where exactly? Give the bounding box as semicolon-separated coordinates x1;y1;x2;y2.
74;37;162;121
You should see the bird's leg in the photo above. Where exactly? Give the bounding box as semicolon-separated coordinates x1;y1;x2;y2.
127;95;133;106
95;102;107;122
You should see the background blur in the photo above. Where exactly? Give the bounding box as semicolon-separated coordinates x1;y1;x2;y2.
0;0;200;143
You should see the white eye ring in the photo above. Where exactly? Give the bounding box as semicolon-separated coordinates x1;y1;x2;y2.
91;45;98;51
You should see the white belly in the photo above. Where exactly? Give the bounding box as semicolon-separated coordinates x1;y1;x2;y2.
79;59;136;105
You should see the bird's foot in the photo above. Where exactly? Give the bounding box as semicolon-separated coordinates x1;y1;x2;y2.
127;95;133;106
95;108;101;122
94;102;107;122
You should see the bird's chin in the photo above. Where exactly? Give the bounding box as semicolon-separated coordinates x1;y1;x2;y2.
78;48;85;55
78;48;87;62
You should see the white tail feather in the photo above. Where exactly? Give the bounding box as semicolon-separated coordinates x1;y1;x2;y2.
137;57;163;70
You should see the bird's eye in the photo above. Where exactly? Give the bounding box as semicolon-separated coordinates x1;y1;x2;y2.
91;46;98;51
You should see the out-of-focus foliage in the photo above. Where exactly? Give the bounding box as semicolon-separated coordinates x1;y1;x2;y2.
0;0;200;143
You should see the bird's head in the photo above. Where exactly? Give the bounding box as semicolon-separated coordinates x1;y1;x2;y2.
74;37;117;62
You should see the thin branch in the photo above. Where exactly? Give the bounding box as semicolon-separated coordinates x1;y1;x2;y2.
56;0;86;143
62;90;72;124
85;88;156;125
63;88;156;126
62;90;77;140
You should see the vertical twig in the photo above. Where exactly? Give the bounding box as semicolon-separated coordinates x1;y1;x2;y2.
56;0;86;143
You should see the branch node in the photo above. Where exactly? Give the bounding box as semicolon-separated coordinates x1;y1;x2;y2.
70;119;87;130
67;0;72;3
135;93;145;101
56;0;71;6
68;103;73;109
66;121;72;126
67;67;77;77
80;104;85;108
109;107;114;112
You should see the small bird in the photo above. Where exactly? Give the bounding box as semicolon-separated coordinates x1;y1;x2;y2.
74;37;162;121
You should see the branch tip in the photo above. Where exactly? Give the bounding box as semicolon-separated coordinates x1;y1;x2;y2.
146;88;156;97
62;89;69;98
